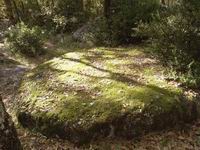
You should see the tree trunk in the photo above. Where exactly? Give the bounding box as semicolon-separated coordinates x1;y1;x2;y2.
104;0;111;19
161;0;166;5
12;0;21;22
0;96;22;150
2;0;15;23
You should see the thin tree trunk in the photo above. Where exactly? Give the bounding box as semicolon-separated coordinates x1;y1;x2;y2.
12;0;20;22
104;0;112;43
0;96;22;150
161;0;166;5
3;0;15;23
104;0;111;19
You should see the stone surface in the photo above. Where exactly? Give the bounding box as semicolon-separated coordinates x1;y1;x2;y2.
15;46;199;145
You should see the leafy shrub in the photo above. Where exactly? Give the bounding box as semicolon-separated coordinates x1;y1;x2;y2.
79;0;160;46
5;22;44;57
109;0;160;44
90;17;111;45
77;0;159;46
13;0;86;33
139;0;200;88
72;17;111;46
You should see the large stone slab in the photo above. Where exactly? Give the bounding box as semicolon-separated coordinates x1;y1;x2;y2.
15;46;199;145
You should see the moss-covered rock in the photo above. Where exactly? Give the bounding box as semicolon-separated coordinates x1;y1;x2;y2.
15;46;199;144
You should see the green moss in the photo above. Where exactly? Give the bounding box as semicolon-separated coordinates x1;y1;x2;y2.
16;46;198;144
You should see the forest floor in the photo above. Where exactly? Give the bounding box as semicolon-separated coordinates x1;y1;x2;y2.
1;38;200;150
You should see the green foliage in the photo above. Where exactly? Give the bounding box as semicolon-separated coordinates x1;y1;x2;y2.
83;0;159;46
139;0;200;88
86;17;111;45
5;22;44;57
0;0;6;19
5;0;83;32
109;0;160;44
83;0;103;19
12;0;100;32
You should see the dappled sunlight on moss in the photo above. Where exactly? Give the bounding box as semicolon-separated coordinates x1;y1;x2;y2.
18;46;184;122
15;45;198;144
